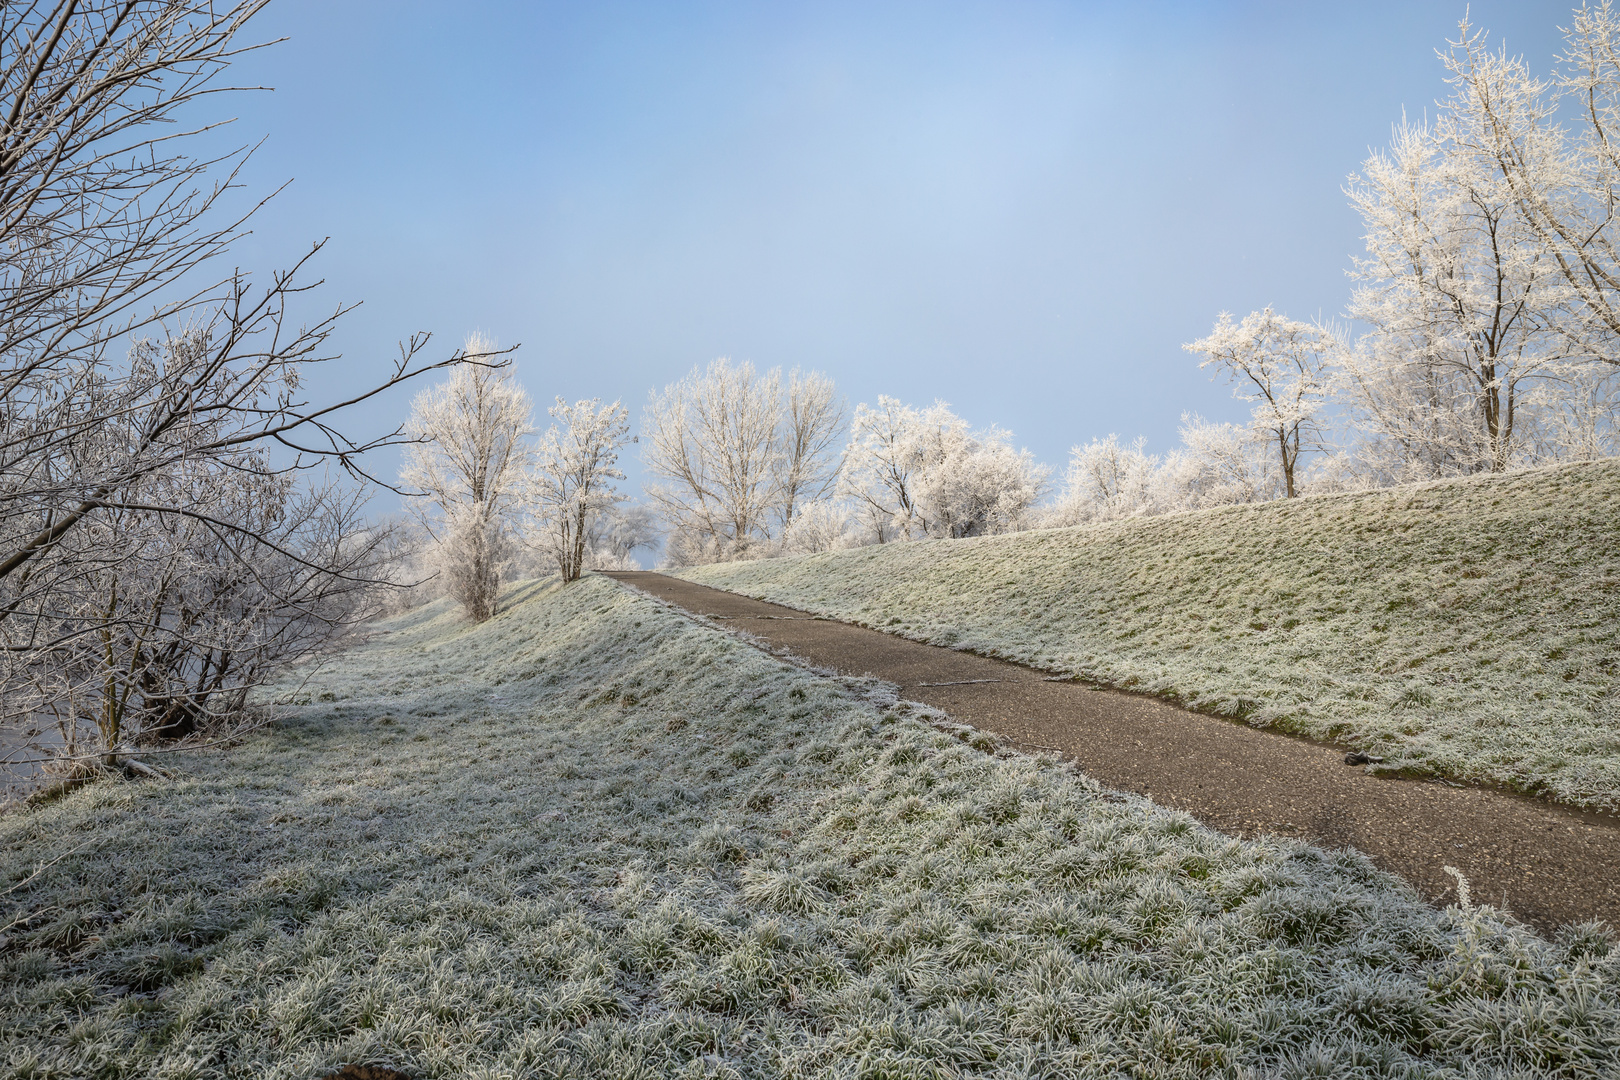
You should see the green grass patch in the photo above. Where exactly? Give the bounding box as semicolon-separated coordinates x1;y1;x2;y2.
1;576;1616;1077
685;459;1620;809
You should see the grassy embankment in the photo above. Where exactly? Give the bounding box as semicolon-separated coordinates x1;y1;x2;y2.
2;575;1618;1077
685;459;1620;810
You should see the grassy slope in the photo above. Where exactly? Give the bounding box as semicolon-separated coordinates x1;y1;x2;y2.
1;577;1617;1078
684;459;1620;809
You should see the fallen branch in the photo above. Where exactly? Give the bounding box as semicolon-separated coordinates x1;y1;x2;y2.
121;759;170;781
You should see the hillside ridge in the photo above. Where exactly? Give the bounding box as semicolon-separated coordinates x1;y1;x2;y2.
683;458;1620;808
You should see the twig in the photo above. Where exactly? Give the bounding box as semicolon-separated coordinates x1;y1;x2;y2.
1;837;98;901
914;679;1002;687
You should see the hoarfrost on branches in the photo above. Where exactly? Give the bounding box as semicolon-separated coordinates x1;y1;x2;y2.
1343;93;1573;477
399;335;531;622
840;396;1047;542
0;3;486;771
643;359;845;565
1183;308;1332;498
1043;434;1162;525
580;503;660;570
527;397;631;582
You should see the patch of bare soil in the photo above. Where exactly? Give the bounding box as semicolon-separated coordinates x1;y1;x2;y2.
602;571;1620;935
318;1066;410;1080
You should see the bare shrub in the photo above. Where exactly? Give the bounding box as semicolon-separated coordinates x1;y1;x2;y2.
0;6;487;770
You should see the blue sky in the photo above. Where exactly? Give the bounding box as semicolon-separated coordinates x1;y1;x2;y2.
211;0;1575;495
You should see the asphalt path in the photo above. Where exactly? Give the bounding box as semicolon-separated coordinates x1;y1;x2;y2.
601;570;1620;935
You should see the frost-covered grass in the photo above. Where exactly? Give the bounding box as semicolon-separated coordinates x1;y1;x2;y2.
2;575;1618;1078
684;459;1620;810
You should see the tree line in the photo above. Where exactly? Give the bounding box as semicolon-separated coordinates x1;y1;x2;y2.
428;0;1620;604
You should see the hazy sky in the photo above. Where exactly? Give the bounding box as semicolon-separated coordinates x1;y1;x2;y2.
212;0;1576;495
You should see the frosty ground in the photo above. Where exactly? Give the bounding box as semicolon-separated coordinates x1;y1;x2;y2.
686;459;1620;811
2;575;1617;1078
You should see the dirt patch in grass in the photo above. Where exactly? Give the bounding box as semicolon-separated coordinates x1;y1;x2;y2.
320;1066;410;1080
606;571;1620;935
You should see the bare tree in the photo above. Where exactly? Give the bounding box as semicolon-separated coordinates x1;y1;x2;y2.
529;397;629;582
400;337;532;621
1184;309;1332;498
643;359;844;564
774;370;845;534
0;5;494;771
1;0;270;417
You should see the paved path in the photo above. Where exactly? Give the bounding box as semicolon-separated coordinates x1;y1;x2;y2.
602;571;1620;935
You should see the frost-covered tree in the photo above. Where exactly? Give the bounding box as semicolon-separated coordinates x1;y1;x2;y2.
1184;309;1331;497
1044;434;1162;525
643;359;845;564
1343;101;1571;475
841;397;1047;540
1527;364;1620;460
840;396;932;542
1045;416;1289;528
581;503;660;570
0;3;481;765
1160;414;1283;509
22;465;391;766
530;397;630;582
780;498;862;554
400;336;531;621
775;370;847;534
923;426;1048;538
1460;5;1620;360
1322;14;1620;481
644;360;782;563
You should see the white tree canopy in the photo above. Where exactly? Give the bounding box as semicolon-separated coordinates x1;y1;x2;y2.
400;335;531;621
643;359;844;564
841;396;1047;541
1184;309;1332;497
529;397;630;582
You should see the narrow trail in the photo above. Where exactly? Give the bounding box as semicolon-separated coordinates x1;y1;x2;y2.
601;571;1620;935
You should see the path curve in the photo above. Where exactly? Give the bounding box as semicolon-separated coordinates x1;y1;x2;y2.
602;571;1620;935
